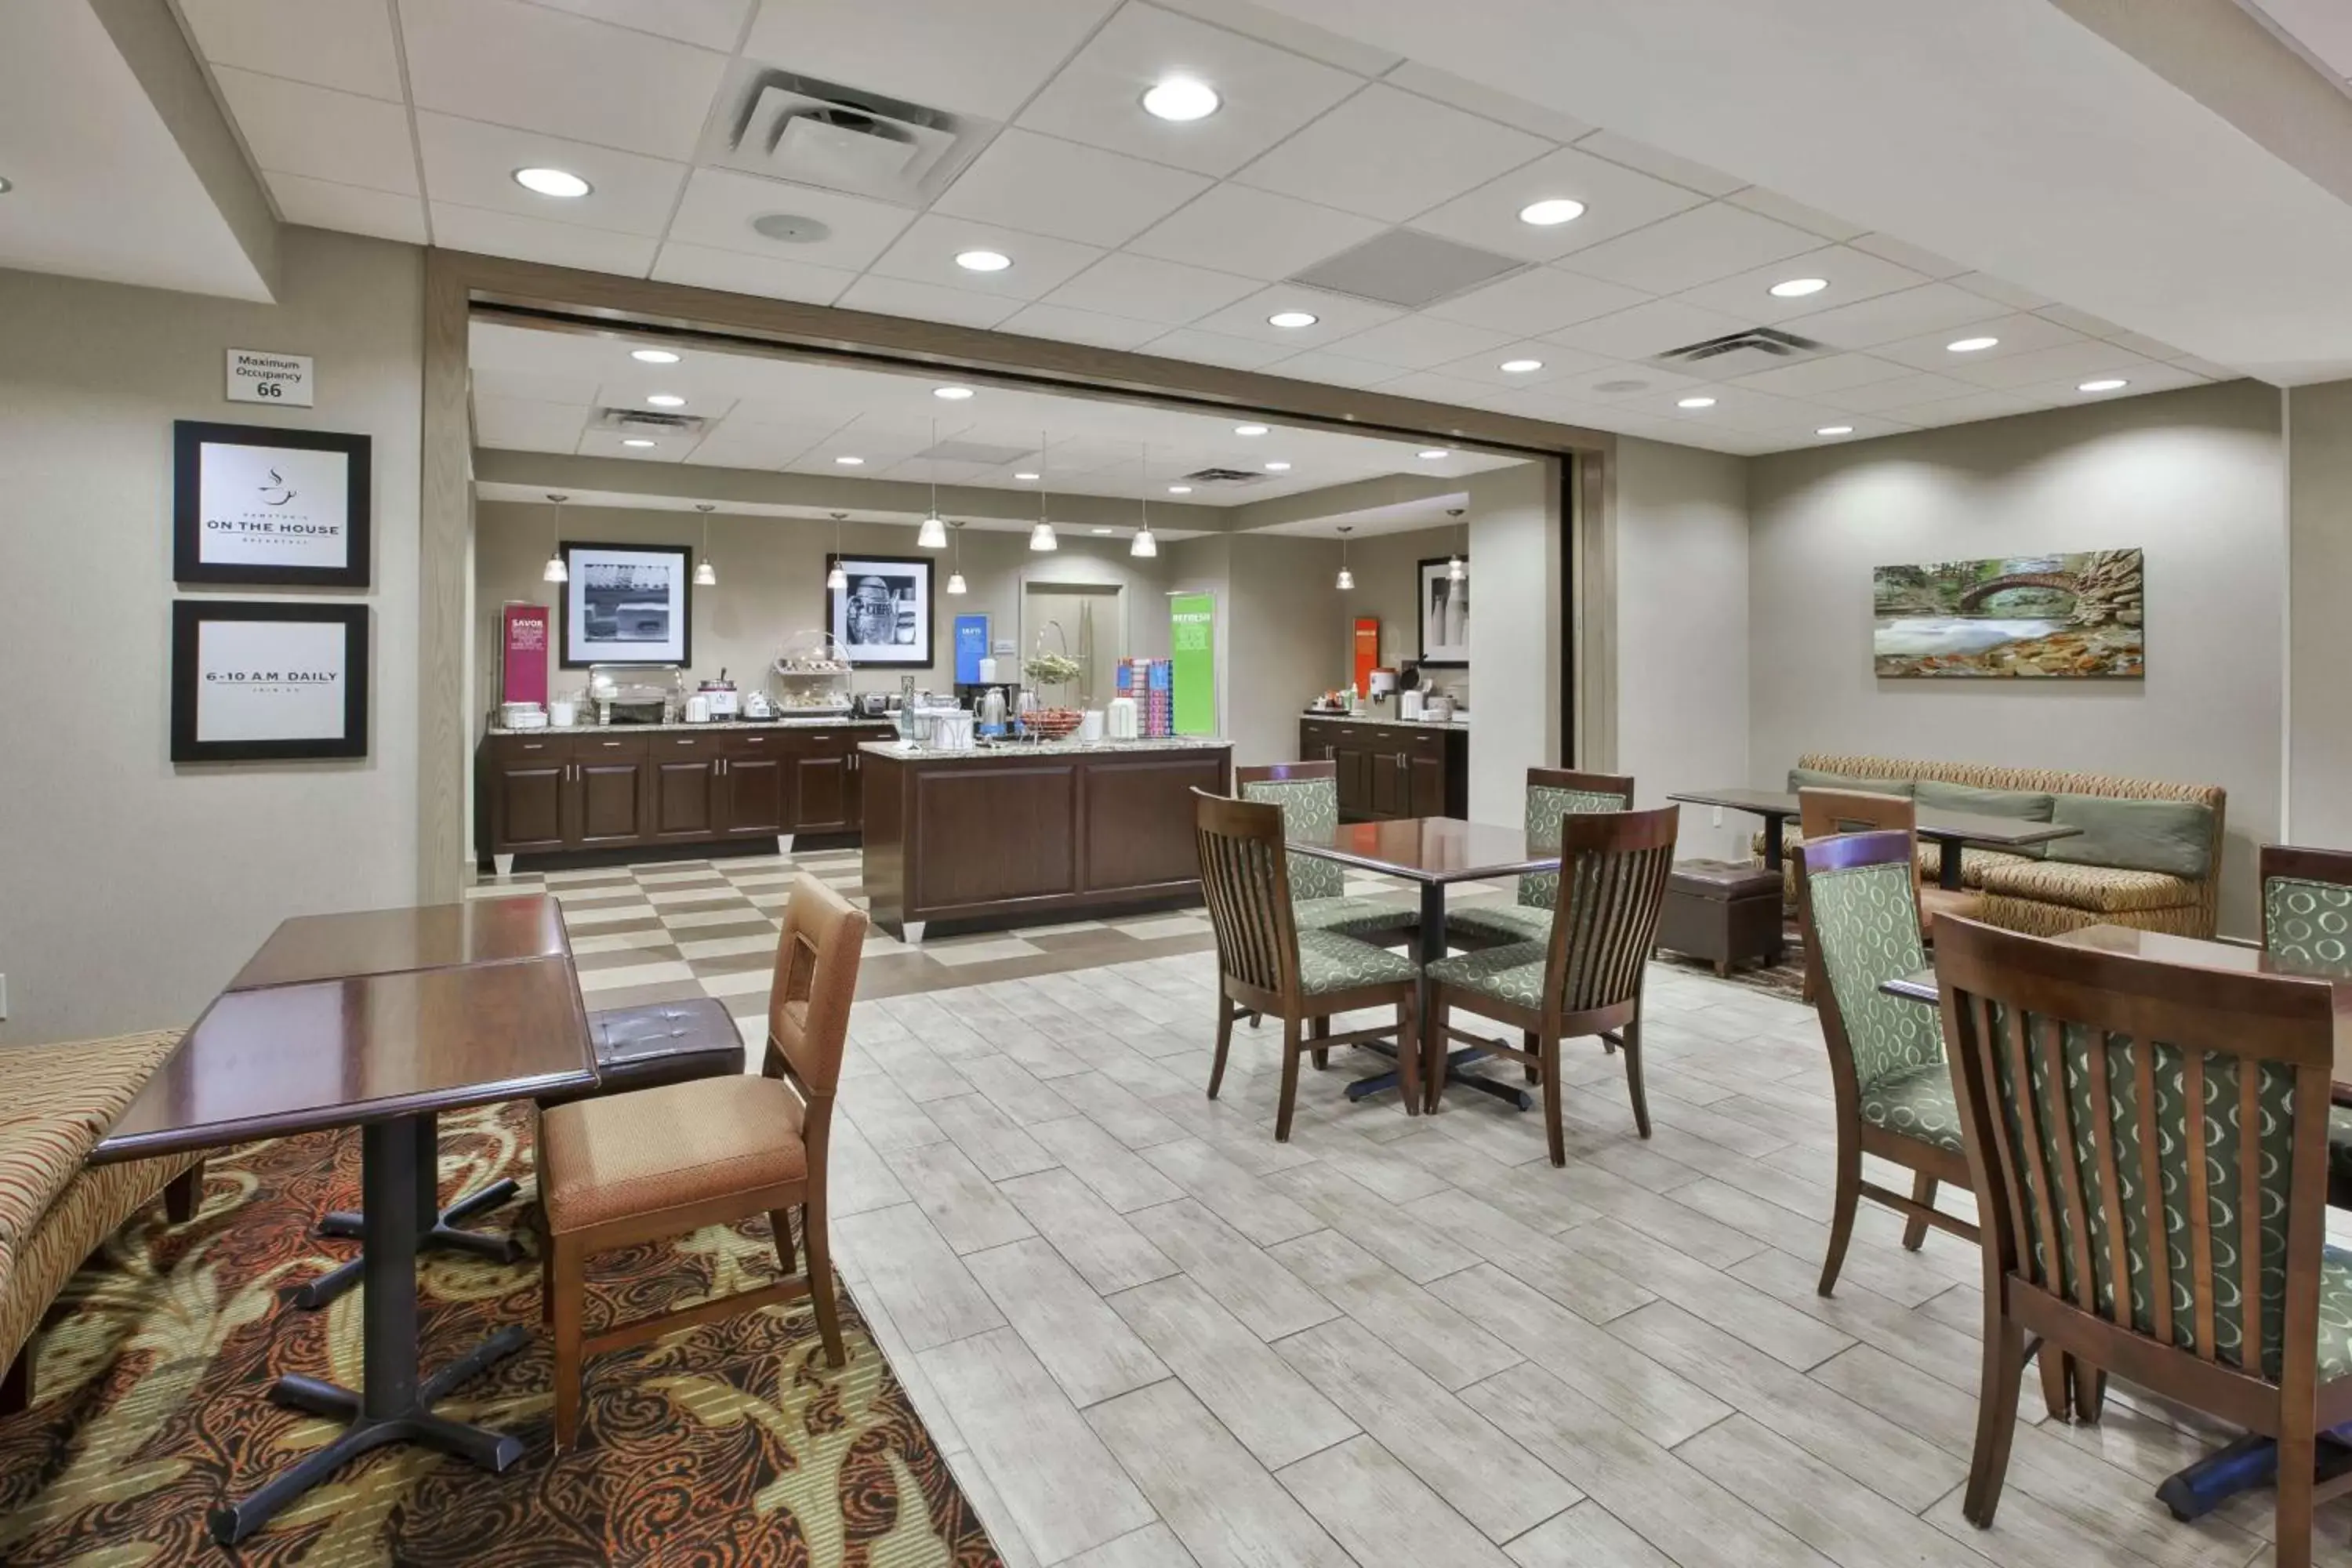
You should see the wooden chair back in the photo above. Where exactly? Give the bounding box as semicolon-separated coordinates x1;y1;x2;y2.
1539;804;1679;1028
764;872;869;1100
2261;844;2352;976
1236;761;1342;900
1936;913;2343;1414
1799;786;1916;840
1193;787;1301;1004
1795;829;1940;1106
1236;760;1336;786
1520;768;1635;910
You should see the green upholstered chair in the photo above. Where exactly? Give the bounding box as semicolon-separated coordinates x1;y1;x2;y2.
1445;768;1634;949
1424;803;1677;1163
2260;844;2352;1208
1236;762;1414;943
1793;829;1979;1298
1936;912;2352;1565
1192;789;1421;1141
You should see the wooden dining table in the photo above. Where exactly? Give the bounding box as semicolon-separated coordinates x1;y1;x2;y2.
1287;816;1556;1112
90;895;596;1546
1668;786;2080;887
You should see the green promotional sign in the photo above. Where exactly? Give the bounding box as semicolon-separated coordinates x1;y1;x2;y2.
1170;592;1216;735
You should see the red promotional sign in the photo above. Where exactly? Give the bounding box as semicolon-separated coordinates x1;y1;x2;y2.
502;603;550;706
1352;616;1380;697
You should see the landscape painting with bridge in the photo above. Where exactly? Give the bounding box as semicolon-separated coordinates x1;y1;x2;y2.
1871;548;2144;678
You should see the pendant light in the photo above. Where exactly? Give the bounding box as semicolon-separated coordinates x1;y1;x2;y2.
824;510;848;592
1131;441;1158;558
1334;524;1354;590
1029;429;1058;552
1448;507;1468;583
692;502;717;586
916;418;949;548
540;492;570;583
946;519;968;595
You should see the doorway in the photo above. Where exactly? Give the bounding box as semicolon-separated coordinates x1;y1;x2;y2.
1021;582;1127;710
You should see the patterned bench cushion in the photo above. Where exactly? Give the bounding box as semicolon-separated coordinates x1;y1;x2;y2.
1969;858;2201;916
1296;929;1417;996
1294;895;1416;940
0;1031;183;1269
0;1151;197;1381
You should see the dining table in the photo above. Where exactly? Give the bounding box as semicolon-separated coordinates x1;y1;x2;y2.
89;896;597;1546
1287;816;1557;1112
1668;786;2080;887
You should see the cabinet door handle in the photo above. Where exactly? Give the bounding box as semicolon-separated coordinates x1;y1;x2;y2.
602;740;621;748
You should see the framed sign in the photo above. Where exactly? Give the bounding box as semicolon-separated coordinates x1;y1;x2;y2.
172;420;370;587
826;554;934;668
171;600;369;762
561;542;692;668
1417;556;1469;668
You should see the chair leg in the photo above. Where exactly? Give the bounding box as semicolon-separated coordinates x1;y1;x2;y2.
539;1220;555;1327
2278;1420;2317;1568
1541;1031;1566;1167
770;1206;799;1277
1818;1125;1861;1297
1396;991;1421;1117
1523;1029;1539;1083
1208;1000;1235;1100
1902;1172;1937;1251
1311;1014;1330;1072
1424;993;1448;1115
2038;1345;2074;1422
1620;1015;1652;1139
805;1201;847;1370
2073;1363;2107;1425
164;1162;204;1224
551;1232;586;1451
1275;1017;1303;1142
1962;1312;2027;1527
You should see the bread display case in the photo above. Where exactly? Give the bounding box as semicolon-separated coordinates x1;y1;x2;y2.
768;630;853;717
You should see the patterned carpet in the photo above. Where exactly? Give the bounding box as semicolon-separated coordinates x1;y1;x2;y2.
0;1102;999;1566
1652;920;1810;1005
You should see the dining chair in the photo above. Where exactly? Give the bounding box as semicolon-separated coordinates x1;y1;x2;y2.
1936;913;2352;1565
2259;843;2352;1207
1798;786;1982;933
537;872;866;1450
1445;767;1635;949
1424;804;1679;1160
1192;788;1421;1140
1235;761;1416;942
1792;828;1977;1297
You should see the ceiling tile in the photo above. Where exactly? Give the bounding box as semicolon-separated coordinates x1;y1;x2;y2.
265;172;428;244
1044;252;1262;325
213;67;418;194
1408;145;1709;265
1016;3;1359;177
1720;186;1867;242
470;319;615;376
1541;297;1751;361
1152;0;1401;74
1427;341;1607;390
869;212;1105;299
1670;244;1930;326
2016;362;2214;403
742;0;1118;120
1683;390;1847;434
2103;328;2186;361
579;427;695;462
398;0;726;160
1847;232;1970;278
834;274;1021;328
473;394;589;450
1951;271;2053;310
1811;370;1980;412
1232;83;1551;223
1558;201;1821;295
998;302;1169;350
430;203;660;273
1778;281;2006;350
1379;60;1594;143
1319;313;1517;369
1185;283;1401;347
1943;339;2147;390
1138;327;1294;369
1124;183;1384;280
684;423;829;467
663;168;916;268
1888;388;2055;428
1378;368;1526;408
1419;265;1650;334
1726;351;1912;397
1570;130;1745;196
648;241;855;304
1872;311;2088;374
474;363;600;403
1539;363;1706;402
1262;350;1406;388
527;0;753;50
592;383;739;420
416;114;687;234
2169;354;2240;380
180;0;404;99
935;129;1212;246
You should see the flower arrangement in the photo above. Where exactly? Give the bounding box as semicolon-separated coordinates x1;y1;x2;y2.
1022;649;1083;689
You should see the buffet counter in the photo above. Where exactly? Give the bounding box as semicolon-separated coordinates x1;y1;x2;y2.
858;739;1234;941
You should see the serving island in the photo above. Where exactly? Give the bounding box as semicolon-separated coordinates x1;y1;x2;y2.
858;738;1234;941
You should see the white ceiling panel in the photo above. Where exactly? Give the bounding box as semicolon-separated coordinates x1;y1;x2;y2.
265;172;429;244
593;382;739;419
1810;369;1980;413
742;0;1117;120
1539;363;1705;402
430;203;660;272
416;114;686;234
176;0;406;100
1138;326;1295;368
1374;368;1521;409
868;213;1105;299
1940;338;2147;391
1379;60;1594;143
1042;252;1262;325
473;395;591;450
1420;265;1650;335
1846;232;1971;280
471;320;616;375
579;427;696;462
397;0;726;160
528;0;755;51
1558;201;1820;295
1016;2;1359;176
1262;350;1406;387
1123;183;1383;280
1541;297;1750;361
473;363;599;404
2100;327;2187;361
649;241;855;304
1319;312;1517;369
1889;388;2054;428
212;67;419;194
1427;341;1606;390
2029;303;2129;339
662;169;916;268
1779;281;2007;350
1672;244;1929;326
1871;311;2088;374
1951;271;2055;311
934;129;1213;247
1725;351;1911;397
1570;129;1744;198
1232;83;1549;222
2016;361;2212;405
1720;186;1867;242
1152;0;1403;75
998;301;1168;350
833;274;1022;329
1407;145;1709;264
1185;283;1401;347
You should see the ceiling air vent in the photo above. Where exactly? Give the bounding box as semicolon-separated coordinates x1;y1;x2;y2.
706;64;989;205
1180;467;1269;486
1650;326;1828;378
1287;230;1525;309
592;408;711;437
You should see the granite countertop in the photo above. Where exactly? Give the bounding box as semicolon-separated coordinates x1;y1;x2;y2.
858;736;1234;760
486;715;894;737
1300;710;1472;731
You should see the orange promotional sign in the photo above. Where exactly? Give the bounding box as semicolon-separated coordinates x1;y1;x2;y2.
1352;617;1380;695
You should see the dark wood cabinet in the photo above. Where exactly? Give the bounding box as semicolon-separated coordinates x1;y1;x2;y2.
718;731;786;839
1297;717;1468;822
649;733;722;841
789;728;858;835
571;735;651;848
485;738;568;855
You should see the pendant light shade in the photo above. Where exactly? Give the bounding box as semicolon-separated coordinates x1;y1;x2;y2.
1335;524;1354;590
1028;521;1058;552
946;570;968;594
1130;528;1157;559
917;514;948;549
1448;506;1468;582
692;502;717;586
946;519;967;593
541;492;569;583
1130;440;1157;557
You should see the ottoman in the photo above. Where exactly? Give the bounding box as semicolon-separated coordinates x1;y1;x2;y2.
1658;859;1785;976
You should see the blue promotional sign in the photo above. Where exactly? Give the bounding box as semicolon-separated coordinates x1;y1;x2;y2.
953;614;990;684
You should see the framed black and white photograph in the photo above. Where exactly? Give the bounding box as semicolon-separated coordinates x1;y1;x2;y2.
171;600;369;762
173;420;371;587
561;542;692;668
1417;556;1469;668
826;554;934;668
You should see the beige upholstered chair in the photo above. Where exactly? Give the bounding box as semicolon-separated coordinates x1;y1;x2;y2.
539;873;865;1449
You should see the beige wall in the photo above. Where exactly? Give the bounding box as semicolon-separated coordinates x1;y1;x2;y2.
1465;460;1563;824
0;228;425;1040
2288;379;2352;849
1748;379;2285;934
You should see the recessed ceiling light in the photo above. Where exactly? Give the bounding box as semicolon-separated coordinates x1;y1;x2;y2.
934;385;975;400
1517;198;1585;227
1167;485;1192;494
956;249;1012;273
630;348;680;365
1499;358;1544;374
514;166;590;198
2078;377;2129;393
1235;423;1269;436
1092;527;1114;535
1769;277;1829;298
1816;425;1854;437
1418;448;1449;459
645;394;685;408
1264;460;1291;472
835;456;864;466
1014;471;1040;481
621;438;656;448
1677;396;1717;409
1267;311;1318;329
1947;336;1999;353
750;212;833;245
1142;77;1220;122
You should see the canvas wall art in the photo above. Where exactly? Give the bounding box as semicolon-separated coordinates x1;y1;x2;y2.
561;542;691;667
1872;548;2143;677
1417;557;1468;667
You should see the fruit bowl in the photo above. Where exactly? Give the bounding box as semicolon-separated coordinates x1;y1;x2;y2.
1022;707;1085;741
